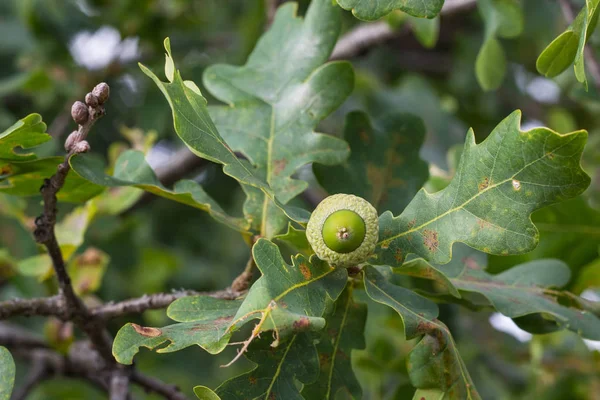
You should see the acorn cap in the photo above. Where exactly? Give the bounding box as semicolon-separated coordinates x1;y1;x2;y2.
306;193;378;267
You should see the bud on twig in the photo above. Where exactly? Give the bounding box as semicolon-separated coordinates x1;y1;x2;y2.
92;82;110;104
85;92;99;107
71;101;89;125
65;131;79;152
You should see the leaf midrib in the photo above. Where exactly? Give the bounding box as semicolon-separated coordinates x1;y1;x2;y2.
263;334;297;399
325;292;352;399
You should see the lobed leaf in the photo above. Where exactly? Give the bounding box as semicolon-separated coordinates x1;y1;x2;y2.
0;346;15;400
0;113;49;161
112;297;243;364
375;111;590;266
302;288;367;400
314;111;428;215
140;37;311;235
336;0;444;21
229;239;348;338
397;244;600;340
70;150;250;232
204;0;352;237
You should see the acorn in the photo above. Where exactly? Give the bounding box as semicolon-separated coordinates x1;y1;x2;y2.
306;194;378;267
92;82;110;104
71;101;89;125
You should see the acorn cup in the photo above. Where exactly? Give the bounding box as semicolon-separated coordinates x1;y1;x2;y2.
306;193;378;267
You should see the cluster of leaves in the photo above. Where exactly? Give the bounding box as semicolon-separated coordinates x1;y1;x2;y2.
1;0;600;399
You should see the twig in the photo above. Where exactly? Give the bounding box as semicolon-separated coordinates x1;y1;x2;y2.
91;289;241;320
32;83;116;365
8;341;191;400
231;257;256;292
110;369;131;400
0;323;49;349
0;295;64;319
131;370;189;400
330;0;477;60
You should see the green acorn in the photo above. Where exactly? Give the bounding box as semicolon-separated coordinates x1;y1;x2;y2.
306;194;378;267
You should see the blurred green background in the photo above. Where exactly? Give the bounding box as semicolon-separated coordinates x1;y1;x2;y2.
1;0;599;399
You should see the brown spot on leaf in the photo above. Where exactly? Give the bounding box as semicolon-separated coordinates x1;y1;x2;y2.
319;353;330;366
249;376;257;385
0;164;13;175
380;240;391;249
407;219;416;229
273;159;286;175
293;317;311;331
131;323;161;337
547;152;555;160
423;229;439;252
394;249;403;263
299;263;311;280
478;177;489;191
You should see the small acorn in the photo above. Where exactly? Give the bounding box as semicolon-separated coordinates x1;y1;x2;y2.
306;193;378;267
71;101;89;125
92;82;110;104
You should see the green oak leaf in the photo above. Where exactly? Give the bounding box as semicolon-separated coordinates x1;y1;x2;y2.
362;265;438;339
70;150;250;232
0;346;15;400
0;115;103;202
204;0;352;237
408;320;481;400
302;288;367;400
194;386;221;400
375;110;590;267
0;113;49;161
0;156;103;202
215;334;318;400
362;266;478;398
336;0;444;21
273;223;314;257
229;239;347;339
489;196;600;280
112;297;243;364
410;15;440;49
140;38;310;235
314;111;428;215
398;244;600;340
537;0;600;89
475;0;523;91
